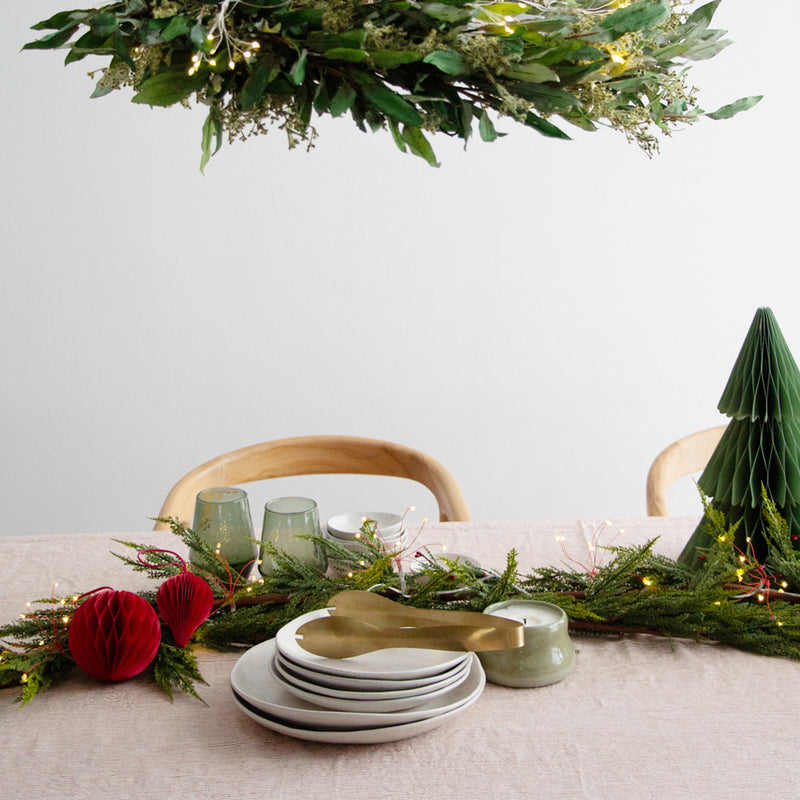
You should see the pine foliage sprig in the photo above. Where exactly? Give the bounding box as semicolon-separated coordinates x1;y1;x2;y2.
9;502;800;706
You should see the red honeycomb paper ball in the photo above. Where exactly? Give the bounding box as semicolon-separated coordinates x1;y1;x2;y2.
68;589;161;681
156;572;214;648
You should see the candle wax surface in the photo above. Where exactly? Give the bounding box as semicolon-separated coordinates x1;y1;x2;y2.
488;603;562;627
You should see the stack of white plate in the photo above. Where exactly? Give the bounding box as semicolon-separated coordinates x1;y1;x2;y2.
230;608;485;743
324;511;409;554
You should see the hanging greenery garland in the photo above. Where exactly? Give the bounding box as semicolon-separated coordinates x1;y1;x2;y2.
23;0;760;167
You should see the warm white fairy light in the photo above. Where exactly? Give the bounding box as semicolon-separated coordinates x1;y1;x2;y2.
62;615;70;624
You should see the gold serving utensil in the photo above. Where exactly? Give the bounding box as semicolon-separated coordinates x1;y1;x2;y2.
296;615;524;659
328;590;522;630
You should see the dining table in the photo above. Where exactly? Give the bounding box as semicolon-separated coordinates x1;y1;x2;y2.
2;516;799;799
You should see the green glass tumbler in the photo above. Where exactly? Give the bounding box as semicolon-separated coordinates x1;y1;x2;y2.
259;496;327;577
191;487;256;574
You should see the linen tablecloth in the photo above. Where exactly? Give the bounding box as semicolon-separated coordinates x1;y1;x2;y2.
2;518;799;799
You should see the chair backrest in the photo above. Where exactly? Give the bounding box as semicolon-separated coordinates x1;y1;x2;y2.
646;425;727;515
154;435;471;529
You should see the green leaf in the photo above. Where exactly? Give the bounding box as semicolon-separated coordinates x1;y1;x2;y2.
240;57;280;109
683;38;731;62
421;2;475;23
31;10;91;31
321;48;368;63
704;95;763;121
371;50;423;69
90;80;115;99
200;111;223;173
90;13;118;38
161;16;191;42
111;31;136;70
288;49;308;85
190;21;207;49
423;49;468;76
132;69;205;107
523;111;571;139
600;0;670;39
461;100;474;147
478;110;499;142
330;83;357;117
305;30;367;51
388;119;407;153
508;83;579;112
682;0;722;35
358;77;424;126
401;125;439;167
501;62;559;83
22;26;80;50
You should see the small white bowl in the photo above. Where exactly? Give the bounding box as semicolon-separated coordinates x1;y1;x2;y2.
326;511;403;541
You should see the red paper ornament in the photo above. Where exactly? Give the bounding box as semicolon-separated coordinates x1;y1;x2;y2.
156;571;214;648
68;589;161;681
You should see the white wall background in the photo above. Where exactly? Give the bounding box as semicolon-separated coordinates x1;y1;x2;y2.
2;1;798;536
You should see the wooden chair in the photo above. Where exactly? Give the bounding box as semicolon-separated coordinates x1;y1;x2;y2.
154;435;471;529
646;425;727;516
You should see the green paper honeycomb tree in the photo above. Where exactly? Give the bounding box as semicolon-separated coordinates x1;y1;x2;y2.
678;307;800;566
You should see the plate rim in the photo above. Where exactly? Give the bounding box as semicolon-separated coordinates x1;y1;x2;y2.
232;656;485;743
276;608;470;679
230;640;484;729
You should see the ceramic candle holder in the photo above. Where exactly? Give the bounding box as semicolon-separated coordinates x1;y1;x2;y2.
477;600;575;688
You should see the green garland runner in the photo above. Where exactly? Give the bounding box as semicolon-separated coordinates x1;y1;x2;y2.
23;0;761;167
3;496;800;707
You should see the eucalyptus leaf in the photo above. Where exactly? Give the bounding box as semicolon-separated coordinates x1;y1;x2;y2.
523;111;570;140
683;38;731;62
330;83;357;117
31;10;91;31
288;49;308;86
501;62;559;83
420;2;475;24
704;95;763;120
240;57;280;109
200;111;223;173
371;50;423;69
22;26;80;50
358;77;424;126
132;69;205;106
387;119;407;153
599;0;670;39
321;48;368;63
401;125;439;167
161;16;191;42
478;110;499;142
423;49;468;76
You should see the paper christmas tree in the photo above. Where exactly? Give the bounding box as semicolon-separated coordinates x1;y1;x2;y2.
678;307;800;566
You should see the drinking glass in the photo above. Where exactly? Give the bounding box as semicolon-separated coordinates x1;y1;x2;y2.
259;496;327;577
191;487;256;574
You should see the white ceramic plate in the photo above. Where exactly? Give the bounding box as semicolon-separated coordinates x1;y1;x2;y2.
232;657;485;742
275;650;469;691
230;640;484;731
268;658;454;712
276;609;469;680
272;653;471;701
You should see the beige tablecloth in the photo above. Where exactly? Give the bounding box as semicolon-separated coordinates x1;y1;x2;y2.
2;518;799;799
